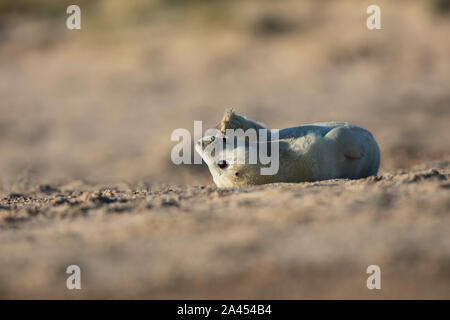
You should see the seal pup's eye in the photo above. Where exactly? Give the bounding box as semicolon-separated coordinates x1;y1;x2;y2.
217;160;228;169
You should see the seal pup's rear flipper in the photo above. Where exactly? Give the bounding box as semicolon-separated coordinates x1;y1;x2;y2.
325;126;368;159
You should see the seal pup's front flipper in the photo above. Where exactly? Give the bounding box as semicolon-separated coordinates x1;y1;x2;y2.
218;108;267;133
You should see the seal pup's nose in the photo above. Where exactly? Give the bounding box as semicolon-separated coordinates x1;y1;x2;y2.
197;136;216;150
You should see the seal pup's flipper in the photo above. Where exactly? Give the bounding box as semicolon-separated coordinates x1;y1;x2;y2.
325;126;366;160
218;108;267;133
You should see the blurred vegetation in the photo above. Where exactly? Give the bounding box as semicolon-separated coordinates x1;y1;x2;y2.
1;0;450;24
0;0;93;18
0;0;237;18
0;0;448;29
433;0;450;14
0;0;246;32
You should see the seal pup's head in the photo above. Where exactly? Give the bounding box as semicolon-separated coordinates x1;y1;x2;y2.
195;130;282;187
195;109;283;187
195;130;270;187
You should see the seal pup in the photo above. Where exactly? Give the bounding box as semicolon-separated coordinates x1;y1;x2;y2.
195;109;380;187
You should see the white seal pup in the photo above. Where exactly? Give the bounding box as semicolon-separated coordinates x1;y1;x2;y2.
195;109;380;187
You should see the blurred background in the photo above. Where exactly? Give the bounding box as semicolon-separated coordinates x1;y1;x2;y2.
0;0;449;189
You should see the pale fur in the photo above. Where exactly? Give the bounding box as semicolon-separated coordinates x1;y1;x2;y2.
197;109;380;187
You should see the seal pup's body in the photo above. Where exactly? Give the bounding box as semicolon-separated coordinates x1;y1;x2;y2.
195;109;380;187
